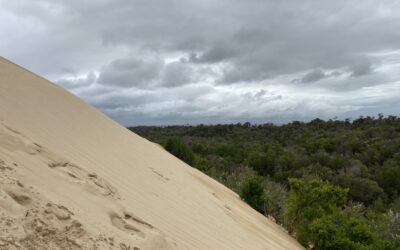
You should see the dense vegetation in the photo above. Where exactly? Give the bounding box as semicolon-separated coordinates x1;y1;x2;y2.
130;115;400;249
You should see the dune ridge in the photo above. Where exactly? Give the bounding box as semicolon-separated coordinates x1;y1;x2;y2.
0;56;304;249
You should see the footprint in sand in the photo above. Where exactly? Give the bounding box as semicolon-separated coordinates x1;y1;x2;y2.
87;172;120;198
0;160;12;171
48;160;120;199
150;168;170;182
22;204;87;249
0;124;42;155
44;203;74;221
110;212;146;238
4;188;32;207
109;212;156;239
0;124;119;199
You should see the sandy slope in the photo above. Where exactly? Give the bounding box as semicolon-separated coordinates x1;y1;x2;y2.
0;56;304;250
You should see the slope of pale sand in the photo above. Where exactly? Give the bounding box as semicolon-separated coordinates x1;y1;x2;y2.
0;57;304;250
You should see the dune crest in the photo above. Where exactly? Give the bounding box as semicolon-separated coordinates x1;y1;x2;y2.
0;57;303;249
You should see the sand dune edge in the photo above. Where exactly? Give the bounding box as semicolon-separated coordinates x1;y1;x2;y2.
0;56;304;250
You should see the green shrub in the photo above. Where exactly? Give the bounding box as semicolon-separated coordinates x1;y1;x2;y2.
339;177;386;205
379;166;400;198
284;178;348;235
240;176;265;213
164;137;195;165
284;178;348;247
263;179;288;224
308;211;375;250
248;152;275;176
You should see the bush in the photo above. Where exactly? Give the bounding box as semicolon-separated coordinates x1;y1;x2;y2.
308;211;376;250
379;166;400;198
164;137;195;165
284;178;348;235
263;179;288;224
240;176;265;213
248;151;275;176
284;178;348;246
339;177;386;205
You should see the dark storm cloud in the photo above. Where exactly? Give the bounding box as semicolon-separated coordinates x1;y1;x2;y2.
1;0;400;125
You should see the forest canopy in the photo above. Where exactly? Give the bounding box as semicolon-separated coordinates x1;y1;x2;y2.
130;115;400;249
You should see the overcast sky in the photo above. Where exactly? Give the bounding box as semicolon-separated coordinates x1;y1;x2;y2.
1;0;400;125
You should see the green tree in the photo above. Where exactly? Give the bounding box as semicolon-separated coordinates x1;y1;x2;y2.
339;177;386;205
248;151;275;176
308;211;376;250
164;137;195;165
379;166;400;198
240;176;265;213
284;178;348;246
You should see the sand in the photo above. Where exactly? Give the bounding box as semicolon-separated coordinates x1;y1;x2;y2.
0;56;304;250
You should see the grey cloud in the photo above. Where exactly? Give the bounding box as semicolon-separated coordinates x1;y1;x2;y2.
190;42;235;63
96;57;196;88
254;90;267;99
161;61;193;87
350;60;374;77
56;72;97;89
294;69;345;84
1;0;400;125
244;89;283;102
220;63;271;84
301;69;327;83
90;91;153;110
97;58;163;88
294;69;388;92
3;0;399;82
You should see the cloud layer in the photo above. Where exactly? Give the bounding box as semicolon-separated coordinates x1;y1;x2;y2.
1;0;400;125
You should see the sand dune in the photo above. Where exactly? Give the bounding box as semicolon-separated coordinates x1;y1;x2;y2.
0;56;304;249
